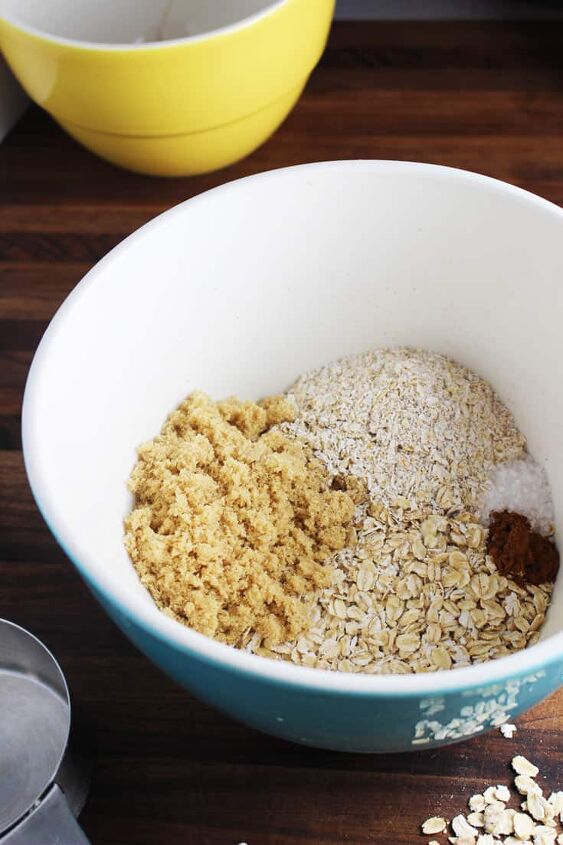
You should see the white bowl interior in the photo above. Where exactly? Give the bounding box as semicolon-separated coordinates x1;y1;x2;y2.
24;162;563;681
0;0;282;44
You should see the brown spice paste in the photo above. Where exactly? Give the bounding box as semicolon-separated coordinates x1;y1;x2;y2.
487;510;559;585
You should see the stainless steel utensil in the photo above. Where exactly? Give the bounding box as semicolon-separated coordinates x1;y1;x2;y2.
0;619;90;844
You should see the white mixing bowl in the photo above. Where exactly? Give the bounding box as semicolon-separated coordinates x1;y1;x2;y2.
23;161;563;752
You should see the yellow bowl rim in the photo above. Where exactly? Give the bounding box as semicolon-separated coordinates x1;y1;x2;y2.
0;0;288;51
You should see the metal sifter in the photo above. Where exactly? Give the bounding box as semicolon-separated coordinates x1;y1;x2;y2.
0;619;91;844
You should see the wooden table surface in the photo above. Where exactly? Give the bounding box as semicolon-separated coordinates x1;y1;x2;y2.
1;21;562;845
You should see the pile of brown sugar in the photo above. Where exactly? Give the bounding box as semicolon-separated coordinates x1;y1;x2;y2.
124;391;356;646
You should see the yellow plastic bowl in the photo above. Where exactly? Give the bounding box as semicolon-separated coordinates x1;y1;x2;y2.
0;0;334;175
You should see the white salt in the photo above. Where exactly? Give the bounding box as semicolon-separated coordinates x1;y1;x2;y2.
480;456;554;536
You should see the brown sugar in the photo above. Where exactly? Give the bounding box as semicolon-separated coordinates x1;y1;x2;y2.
124;392;356;646
487;510;560;585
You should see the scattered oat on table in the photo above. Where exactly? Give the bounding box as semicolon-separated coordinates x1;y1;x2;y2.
422;817;448;834
500;724;517;739
421;753;561;844
512;755;539;777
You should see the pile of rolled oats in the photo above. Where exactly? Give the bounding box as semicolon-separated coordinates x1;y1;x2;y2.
421;755;563;845
244;349;554;672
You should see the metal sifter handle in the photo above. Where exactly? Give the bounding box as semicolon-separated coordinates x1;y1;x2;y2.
2;785;90;845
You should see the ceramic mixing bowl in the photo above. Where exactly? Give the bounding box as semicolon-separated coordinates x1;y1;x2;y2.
23;161;563;752
0;0;334;175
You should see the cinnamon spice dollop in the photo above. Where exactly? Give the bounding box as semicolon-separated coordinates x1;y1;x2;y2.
487;510;559;585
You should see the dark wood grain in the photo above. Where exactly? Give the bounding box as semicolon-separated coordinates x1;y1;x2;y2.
0;21;561;845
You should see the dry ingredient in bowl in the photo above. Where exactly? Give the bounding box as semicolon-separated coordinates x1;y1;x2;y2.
246;349;556;672
125;347;557;673
487;511;559;586
124;392;356;646
480;457;555;536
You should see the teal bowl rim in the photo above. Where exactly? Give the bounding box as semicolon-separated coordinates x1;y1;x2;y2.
22;160;563;698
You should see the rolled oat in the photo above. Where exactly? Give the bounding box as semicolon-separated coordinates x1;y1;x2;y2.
420;752;562;844
422;817;448;834
251;349;554;673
